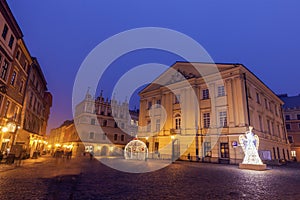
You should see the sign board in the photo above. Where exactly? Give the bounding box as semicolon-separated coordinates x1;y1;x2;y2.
232;141;238;148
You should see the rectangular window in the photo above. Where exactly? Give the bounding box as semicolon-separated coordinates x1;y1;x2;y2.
91;118;95;125
219;111;227;127
29;92;33;108
1;60;9;81
24;60;28;71
13;106;19;120
286;124;291;130
265;98;268;109
297;114;300;120
217;86;225;97
156;99;161;108
19;80;24;93
156;119;160;132
16;50;20;60
89;132;95;139
175;118;181;130
175;94;180;104
147;120;151;132
2;24;8;40
256;92;260;104
291;150;296;157
204;142;211;157
267;119;271;133
102;133;106;140
154;142;159;153
275;105;278;116
121;135;125;141
288;136;294;144
298;123;300;129
147;101;152;109
258;115;263;131
8;35;14;48
10;71;17;85
114;134;118;141
220;143;229;158
203;113;210;128
4;100;10;117
285;115;290;120
202;89;209;100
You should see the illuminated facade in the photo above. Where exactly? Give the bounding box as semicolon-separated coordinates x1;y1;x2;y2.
0;1;52;157
279;94;300;162
48;91;138;156
138;62;290;164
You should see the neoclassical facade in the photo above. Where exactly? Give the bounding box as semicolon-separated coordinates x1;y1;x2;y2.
279;94;300;162
138;62;290;164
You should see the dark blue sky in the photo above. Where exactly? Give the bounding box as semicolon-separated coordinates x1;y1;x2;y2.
7;0;300;133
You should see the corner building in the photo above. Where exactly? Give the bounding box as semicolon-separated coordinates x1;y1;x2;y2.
138;62;290;164
279;94;300;162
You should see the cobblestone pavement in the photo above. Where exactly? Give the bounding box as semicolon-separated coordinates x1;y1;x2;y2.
0;156;300;200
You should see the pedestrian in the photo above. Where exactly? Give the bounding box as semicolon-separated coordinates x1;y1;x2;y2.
90;151;94;160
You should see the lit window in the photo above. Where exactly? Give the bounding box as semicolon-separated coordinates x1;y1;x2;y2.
217;86;225;97
291;150;296;157
202;89;209;100
220;143;229;158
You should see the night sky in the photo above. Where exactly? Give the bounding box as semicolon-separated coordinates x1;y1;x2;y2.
7;0;300;133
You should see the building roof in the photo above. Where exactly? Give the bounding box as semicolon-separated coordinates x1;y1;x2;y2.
279;94;300;109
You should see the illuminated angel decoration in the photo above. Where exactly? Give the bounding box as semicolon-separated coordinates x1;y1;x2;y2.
239;126;263;165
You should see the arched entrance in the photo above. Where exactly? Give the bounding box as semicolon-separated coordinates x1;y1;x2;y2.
101;146;109;156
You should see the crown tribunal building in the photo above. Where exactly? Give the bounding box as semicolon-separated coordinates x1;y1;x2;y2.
138;62;290;164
